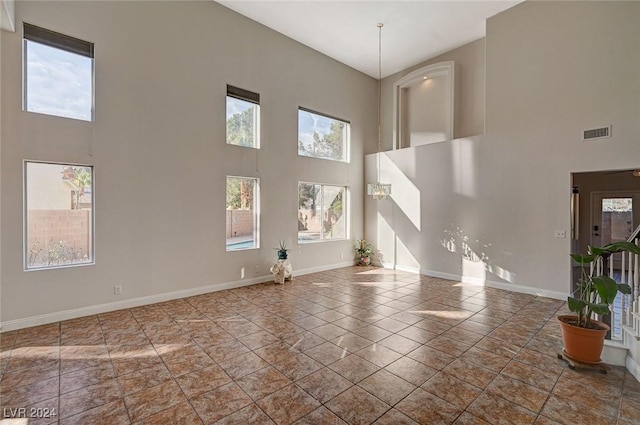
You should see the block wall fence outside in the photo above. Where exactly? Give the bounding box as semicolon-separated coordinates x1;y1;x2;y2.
225;209;253;239
225;208;338;240
27;210;92;266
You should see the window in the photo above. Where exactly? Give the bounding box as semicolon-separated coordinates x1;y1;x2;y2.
24;161;94;270
226;176;259;250
298;108;349;162
23;23;94;121
226;85;260;148
298;182;347;242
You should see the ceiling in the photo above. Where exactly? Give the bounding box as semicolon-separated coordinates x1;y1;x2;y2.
216;1;522;79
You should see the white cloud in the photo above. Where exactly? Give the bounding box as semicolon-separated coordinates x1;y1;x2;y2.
26;41;92;121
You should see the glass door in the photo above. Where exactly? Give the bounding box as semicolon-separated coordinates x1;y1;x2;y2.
591;192;640;250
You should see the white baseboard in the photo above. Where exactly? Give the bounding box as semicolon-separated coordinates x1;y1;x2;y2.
418;268;567;301
393;264;421;274
482;278;567;301
418;268;477;284
377;263;568;301
1;275;268;332
627;354;640;382
295;261;358;276
0;261;358;332
603;340;628;366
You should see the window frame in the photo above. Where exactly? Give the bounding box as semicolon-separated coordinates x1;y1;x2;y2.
225;175;260;251
22;23;95;122
226;85;260;149
23;160;96;271
297;181;348;244
297;107;350;162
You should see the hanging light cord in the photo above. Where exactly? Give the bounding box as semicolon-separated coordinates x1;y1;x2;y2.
377;23;383;183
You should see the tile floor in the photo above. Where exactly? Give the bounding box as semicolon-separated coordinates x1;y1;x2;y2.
1;266;639;425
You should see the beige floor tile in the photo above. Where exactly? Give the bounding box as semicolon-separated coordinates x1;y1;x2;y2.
395;387;463;424
235;366;292;401
421;372;482;409
296;367;353;403
325;386;390;425
257;384;321;425
6;266;636;425
358;369;416;405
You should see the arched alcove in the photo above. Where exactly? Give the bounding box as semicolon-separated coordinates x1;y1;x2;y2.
393;61;455;149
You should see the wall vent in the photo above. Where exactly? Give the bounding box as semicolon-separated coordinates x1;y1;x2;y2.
582;125;611;141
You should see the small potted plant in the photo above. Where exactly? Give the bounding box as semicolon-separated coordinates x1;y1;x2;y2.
355;239;374;266
559;241;640;363
275;241;291;260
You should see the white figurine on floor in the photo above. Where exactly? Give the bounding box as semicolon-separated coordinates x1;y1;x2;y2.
270;259;293;284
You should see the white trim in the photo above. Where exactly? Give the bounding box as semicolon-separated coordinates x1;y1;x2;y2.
602;339;628;366
482;278;567;301
1;0;16;32
417;268;567;300
393;264;421;274
377;263;567;300
419;268;474;283
0;262;357;332
1;277;265;331
295;261;358;276
626;353;640;382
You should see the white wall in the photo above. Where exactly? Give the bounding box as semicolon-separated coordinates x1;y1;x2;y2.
483;0;640;293
1;1;376;327
0;15;3;325
405;76;450;146
379;37;485;155
367;1;640;296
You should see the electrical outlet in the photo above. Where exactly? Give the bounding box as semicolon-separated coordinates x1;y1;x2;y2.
114;285;122;295
255;265;260;274
340;252;343;259
554;230;566;239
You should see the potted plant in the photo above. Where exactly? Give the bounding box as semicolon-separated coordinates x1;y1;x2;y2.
560;241;640;364
355;239;374;266
275;241;291;260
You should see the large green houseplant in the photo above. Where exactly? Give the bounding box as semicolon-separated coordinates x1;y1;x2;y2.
559;241;640;363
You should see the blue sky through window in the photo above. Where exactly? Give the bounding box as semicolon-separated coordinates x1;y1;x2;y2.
25;40;93;121
226;96;253;119
298;109;334;152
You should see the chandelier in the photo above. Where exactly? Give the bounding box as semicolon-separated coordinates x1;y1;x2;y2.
367;23;391;200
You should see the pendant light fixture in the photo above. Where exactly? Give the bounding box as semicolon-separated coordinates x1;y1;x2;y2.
367;23;392;200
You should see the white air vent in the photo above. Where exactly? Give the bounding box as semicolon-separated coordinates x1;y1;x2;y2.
582;125;611;141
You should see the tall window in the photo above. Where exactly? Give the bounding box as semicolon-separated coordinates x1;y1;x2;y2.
25;161;94;270
298;182;347;243
226;177;259;250
226;85;260;148
23;23;94;121
298;108;349;162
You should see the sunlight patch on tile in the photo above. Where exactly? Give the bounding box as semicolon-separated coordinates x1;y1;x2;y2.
409;310;474;320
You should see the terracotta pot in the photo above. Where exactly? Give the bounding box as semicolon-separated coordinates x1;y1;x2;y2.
557;315;609;364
